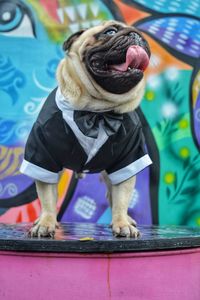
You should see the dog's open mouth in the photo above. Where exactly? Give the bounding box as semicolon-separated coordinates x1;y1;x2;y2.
90;45;149;75
108;45;149;73
85;31;151;94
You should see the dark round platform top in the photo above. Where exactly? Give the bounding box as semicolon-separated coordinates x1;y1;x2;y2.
0;222;200;253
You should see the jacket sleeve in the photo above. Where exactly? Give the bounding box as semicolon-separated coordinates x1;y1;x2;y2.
20;121;62;183
106;126;152;185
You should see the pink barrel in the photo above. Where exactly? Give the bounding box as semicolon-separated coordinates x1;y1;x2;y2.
0;223;200;300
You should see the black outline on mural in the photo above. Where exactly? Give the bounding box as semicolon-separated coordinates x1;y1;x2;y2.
136;108;160;224
102;0;125;22
0;174;78;217
122;0;200;22
0;183;37;208
57;174;78;221
189;60;200;153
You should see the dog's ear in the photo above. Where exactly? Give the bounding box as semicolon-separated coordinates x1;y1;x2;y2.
63;29;85;52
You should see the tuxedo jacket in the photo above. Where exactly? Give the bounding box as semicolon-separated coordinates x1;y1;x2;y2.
20;88;152;184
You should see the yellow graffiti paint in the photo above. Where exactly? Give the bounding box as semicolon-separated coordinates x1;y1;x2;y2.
0;146;24;180
179;147;190;159
192;70;200;107
196;217;200;226
164;172;175;184
178;119;189;129
145;90;155;101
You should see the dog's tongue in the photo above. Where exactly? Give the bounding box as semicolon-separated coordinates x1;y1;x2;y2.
110;45;149;72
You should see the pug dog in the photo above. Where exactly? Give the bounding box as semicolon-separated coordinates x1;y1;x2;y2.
20;20;152;238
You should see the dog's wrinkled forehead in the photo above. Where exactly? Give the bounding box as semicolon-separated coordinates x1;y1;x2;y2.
63;21;140;53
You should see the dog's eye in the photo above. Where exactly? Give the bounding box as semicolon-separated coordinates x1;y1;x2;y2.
0;0;35;38
104;28;117;36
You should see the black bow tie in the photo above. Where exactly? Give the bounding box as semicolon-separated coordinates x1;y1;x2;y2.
74;110;124;138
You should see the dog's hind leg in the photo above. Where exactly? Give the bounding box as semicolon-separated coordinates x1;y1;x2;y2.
101;171;113;207
29;180;59;238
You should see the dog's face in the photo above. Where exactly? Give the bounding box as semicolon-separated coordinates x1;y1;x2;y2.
63;21;150;95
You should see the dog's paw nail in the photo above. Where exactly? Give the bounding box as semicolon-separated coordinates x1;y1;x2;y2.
29;216;58;238
127;216;137;227
112;219;140;238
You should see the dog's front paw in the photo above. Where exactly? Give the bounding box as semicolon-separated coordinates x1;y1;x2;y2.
112;216;140;238
29;213;59;238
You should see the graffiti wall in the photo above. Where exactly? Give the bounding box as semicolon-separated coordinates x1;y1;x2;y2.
0;0;199;226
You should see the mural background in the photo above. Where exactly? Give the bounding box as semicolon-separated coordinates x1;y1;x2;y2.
0;0;199;226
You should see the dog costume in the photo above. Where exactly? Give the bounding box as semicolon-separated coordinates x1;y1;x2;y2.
20;88;152;184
